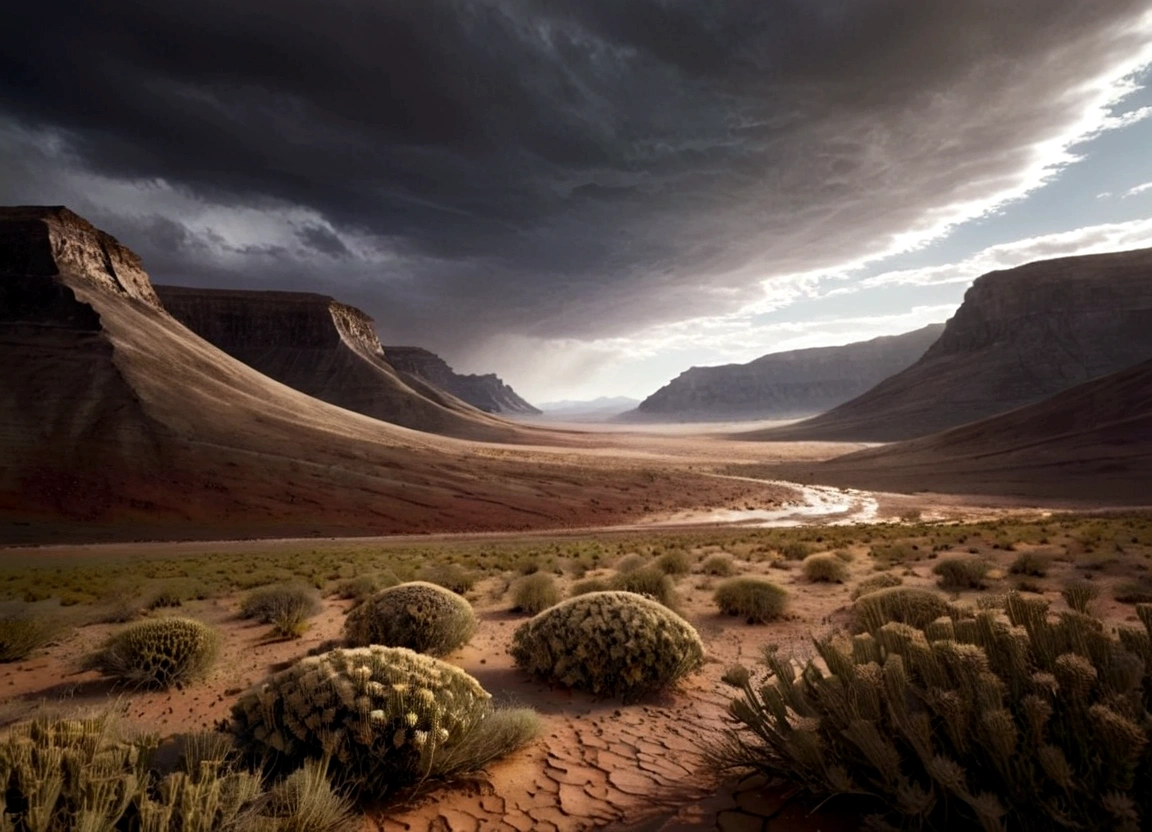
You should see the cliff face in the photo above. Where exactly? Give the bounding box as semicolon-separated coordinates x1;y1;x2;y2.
155;286;519;441
752;248;1152;442
384;346;540;414
625;324;944;422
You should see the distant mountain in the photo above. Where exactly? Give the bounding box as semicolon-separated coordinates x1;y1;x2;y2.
798;357;1152;502
156;286;519;442
620;324;944;422
749;248;1152;442
538;396;640;418
383;346;540;415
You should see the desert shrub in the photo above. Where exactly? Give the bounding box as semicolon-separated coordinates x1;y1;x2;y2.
1062;579;1100;613
870;542;920;566
570;577;611;597
850;572;903;601
656;550;691;575
510;572;561;614
712;595;1152;831
932;556;992;590
257;759;358;832
802;553;849;583
1115;580;1152;605
833;549;855;562
614;553;647;573
343;581;476;656
778;541;813;560
241;584;322;623
853;587;951;633
713;577;789;623
0;614;61;662
230;645;540;796
93;617;220;688
701;553;737;577
333;572;396;605
510;591;704;701
417;563;476;594
610;567;676;607
1009;552;1051;577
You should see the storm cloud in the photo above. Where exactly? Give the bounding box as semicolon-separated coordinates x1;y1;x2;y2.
2;1;1151;377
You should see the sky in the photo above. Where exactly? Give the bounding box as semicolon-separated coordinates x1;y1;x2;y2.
3;1;1152;404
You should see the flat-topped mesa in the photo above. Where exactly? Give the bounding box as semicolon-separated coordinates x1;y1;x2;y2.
384;346;541;415
625;323;944;422
0;206;161;313
156;285;519;439
751;247;1152;442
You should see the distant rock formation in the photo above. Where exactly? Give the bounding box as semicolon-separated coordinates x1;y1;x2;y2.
156;286;519;441
796;357;1152;502
384;346;540;415
623;324;944;422
749;248;1152;441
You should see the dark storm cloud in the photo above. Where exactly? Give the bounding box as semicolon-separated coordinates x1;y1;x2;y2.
1;0;1150;348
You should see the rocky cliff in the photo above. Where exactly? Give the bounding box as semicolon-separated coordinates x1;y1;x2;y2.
156;286;519;441
384;346;540;415
623;324;944;422
750;248;1152;441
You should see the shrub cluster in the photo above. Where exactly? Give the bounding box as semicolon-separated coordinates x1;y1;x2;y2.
1009;552;1051;577
700;553;737;577
417;563;476;594
713;577;788;623
93;617;220;688
610;566;676;607
713;596;1152;831
0;615;61;663
1062;579;1100;614
241;584;323;638
333;572;397;605
849;572;903;601
656;550;691;575
570;577;611;597
343;581;476;656
231;645;539;796
802;553;849;583
933;556;992;590
511;572;561;614
510;591;704;700
854;587;951;633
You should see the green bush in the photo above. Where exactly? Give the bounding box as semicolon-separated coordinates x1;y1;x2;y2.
570;577;611;597
712;595;1152;831
511;572;561;614
417;563;476;594
0;615;61;662
802;553;849;583
1009;552;1051;577
510;591;704;701
610;566;676;607
849;572;903;601
343;581;476;656
241;584;322;623
93;617;220;689
230;646;540;796
778;541;813;560
614;553;647;573
853;587;951;633
700;554;737;577
713;577;788;623
333;572;397;605
932;556;992;590
1062;579;1100;614
656;550;691;575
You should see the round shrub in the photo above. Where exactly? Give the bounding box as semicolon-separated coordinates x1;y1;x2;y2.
511;573;561;614
334;572;397;605
231;646;540;796
1008;552;1050;577
700;554;736;577
94;617;219;688
610;567;676;607
853;587;951;633
802;553;849;583
510;591;704;700
240;584;322;624
614;553;647;573
849;572;903;600
343;581;476;656
932;556;992;590
417;563;476;594
713;577;788;623
570;577;610;597
656;550;691;575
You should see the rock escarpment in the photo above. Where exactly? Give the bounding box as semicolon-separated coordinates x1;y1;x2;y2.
156;286;518;441
751;248;1152;441
384;346;540;415
623;324;944;422
804;357;1152;502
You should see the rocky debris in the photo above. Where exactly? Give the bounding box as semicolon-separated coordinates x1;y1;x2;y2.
623;324;943;422
156;285;518;440
385;345;540;415
755;248;1152;441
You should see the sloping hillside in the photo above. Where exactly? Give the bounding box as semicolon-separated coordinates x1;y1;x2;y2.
156;286;521;441
623;324;943;422
750;249;1152;441
384;346;540;415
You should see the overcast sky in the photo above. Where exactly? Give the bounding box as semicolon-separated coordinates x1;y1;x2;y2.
3;1;1152;403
